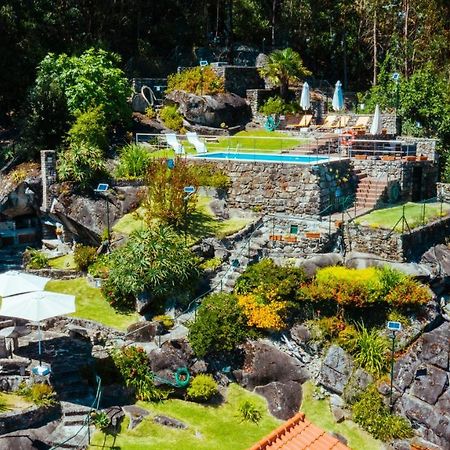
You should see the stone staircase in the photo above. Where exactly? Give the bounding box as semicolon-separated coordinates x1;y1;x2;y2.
46;401;94;449
209;229;268;293
355;176;388;209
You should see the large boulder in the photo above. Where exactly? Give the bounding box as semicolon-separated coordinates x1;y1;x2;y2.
254;381;302;420
318;345;354;395
165;90;251;128
421;244;450;279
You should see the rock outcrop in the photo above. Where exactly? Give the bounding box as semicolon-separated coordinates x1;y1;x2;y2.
234;341;309;420
318;345;354;395
165;90;251;128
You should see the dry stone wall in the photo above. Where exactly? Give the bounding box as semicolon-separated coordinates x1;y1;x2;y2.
194;159;353;216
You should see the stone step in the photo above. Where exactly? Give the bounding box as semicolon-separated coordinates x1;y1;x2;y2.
63;415;88;427
48;424;93;449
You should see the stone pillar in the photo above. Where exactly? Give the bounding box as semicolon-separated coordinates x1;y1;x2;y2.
40;150;57;212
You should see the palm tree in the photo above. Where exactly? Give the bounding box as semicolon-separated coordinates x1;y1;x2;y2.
259;48;311;99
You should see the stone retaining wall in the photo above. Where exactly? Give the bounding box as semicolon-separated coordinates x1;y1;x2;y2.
0;404;61;435
353;159;438;201
192;159;353;216
213;66;264;98
347;215;450;261
401;137;437;160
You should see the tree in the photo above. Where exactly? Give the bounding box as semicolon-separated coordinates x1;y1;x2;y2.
258;48;311;98
102;225;199;311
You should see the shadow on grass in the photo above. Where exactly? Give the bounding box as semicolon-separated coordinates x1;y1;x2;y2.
186;209;220;241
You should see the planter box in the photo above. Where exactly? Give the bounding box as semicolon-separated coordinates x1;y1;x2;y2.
403;156;416;161
416;155;428;161
354;154;367;160
305;232;321;239
381;155;396;161
283;236;298;243
269;235;283;241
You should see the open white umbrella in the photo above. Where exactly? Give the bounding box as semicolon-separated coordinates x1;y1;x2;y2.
370;104;382;135
0;291;75;365
332;80;345;112
300;81;311;111
0;271;50;298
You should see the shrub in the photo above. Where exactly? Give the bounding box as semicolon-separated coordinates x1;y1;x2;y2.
238;400;262;424
352;324;389;376
188;293;249;358
311;316;346;342
352;385;413;441
103;226;199;311
200;257;222;271
186;374;218;402
259;96;301;116
153;315;175;330
159;105;184;132
19;382;57;407
385;277;431;307
24;248;49;269
167;67;225;95
66;105;108;150
91;410;110;431
111;346;169;401
57;142;106;189
188;163;231;190
238;293;288;331
0;395;8;412
73;244;97;272
88;255;110;279
336;324;359;353
145;106;157;119
115;143;152;180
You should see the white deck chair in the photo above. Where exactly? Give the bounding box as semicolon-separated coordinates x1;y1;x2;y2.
165;133;184;154
186;132;207;153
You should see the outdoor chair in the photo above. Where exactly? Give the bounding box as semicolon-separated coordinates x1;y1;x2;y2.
313;115;337;131
332;115;350;129
165;133;184;154
285;114;313;130
352;116;370;131
186;132;207;153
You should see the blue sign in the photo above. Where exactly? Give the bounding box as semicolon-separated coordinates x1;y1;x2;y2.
392;72;400;82
183;186;196;194
199;60;208;67
387;321;402;332
167;159;175;169
95;183;109;192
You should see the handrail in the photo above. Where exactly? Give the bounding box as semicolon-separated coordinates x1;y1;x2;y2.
50;375;102;449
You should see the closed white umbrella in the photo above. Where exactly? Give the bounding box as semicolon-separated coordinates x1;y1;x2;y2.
332;80;345;112
0;291;76;365
300;82;311;111
370;104;382;135
0;271;50;298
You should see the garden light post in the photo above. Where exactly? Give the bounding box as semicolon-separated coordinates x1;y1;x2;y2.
387;320;402;412
183;186;196;245
392;72;402;136
199;60;208;96
95;183;110;249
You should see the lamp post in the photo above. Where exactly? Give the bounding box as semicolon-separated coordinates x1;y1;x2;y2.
183;186;196;244
95;183;110;249
392;72;401;136
387;320;402;412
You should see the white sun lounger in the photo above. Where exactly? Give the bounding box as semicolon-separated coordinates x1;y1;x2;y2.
165;133;184;154
186;132;207;153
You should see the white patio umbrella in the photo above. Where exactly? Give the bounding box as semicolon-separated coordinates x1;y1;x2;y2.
0;270;50;298
370;104;382;135
332;80;345;112
300;81;311;111
0;291;75;365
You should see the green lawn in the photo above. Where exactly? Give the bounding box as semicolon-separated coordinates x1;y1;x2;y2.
355;201;450;231
89;383;281;450
300;382;382;450
0;392;33;411
48;253;77;270
112;196;252;242
148;130;306;158
46;278;139;330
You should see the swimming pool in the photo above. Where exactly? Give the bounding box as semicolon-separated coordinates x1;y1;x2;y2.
193;152;329;164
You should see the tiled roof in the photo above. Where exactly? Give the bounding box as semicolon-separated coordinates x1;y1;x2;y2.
249;412;350;450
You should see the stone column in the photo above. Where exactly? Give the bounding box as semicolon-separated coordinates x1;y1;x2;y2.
40;150;57;212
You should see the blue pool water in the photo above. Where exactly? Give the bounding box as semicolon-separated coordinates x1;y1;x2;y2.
193;152;329;164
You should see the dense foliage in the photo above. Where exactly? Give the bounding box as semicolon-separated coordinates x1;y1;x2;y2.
167;66;225;95
18;382;57;407
66;106;108;150
352;385;413;441
115;144;152;180
159;105;184;132
111;346;168;401
187;163;231;190
102;225;199;311
73;245;98;272
259;96;301;116
186;374;218;402
188;293;249;358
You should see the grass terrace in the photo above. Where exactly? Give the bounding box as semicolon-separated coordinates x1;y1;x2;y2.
355;201;450;231
46;278;139;330
89;384;281;450
146;130;309;158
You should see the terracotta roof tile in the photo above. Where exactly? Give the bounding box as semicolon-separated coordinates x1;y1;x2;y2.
248;412;351;450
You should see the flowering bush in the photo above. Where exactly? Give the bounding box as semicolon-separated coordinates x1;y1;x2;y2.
186;374;218;402
167;67;224;95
